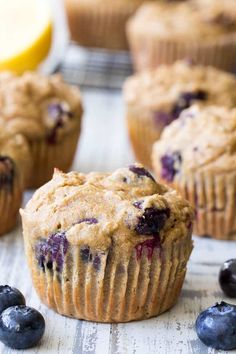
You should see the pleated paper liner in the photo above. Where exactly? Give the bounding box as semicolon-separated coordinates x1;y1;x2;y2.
0;167;23;235
27;121;81;189
127;24;236;72
24;233;193;323
126;107;167;169
152;159;236;240
65;1;145;50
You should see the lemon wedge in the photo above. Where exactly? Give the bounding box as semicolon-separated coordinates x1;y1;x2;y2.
0;0;53;74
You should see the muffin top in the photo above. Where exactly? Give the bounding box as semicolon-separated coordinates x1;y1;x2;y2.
152;105;236;181
0;72;82;142
128;0;236;41
21;164;193;254
124;61;236;124
0;129;31;187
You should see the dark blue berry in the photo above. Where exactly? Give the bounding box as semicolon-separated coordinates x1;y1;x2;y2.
172;90;207;119
0;286;25;314
35;232;69;273
129;165;155;182
0;305;45;349
161;152;182;182
77;218;98;225
80;247;102;271
47;103;73;144
196;301;236;350
93;255;101;271
80;246;92;263
135;207;170;235
0;156;15;191
133;200;143;209
219;259;236;298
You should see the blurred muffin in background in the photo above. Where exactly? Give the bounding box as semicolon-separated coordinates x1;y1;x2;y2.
124;61;236;168
152;105;236;240
0;129;31;235
64;0;147;50
127;0;236;71
0;72;83;188
64;0;187;51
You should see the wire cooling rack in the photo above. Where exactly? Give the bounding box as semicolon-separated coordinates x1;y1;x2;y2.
59;44;133;90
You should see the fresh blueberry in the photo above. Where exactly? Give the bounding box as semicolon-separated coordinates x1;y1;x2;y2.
196;301;236;350
135;207;170;235
219;259;236;298
161;152;182;182
0;286;25;314
35;231;69;273
0;156;15;191
0;305;45;349
129;165;155;182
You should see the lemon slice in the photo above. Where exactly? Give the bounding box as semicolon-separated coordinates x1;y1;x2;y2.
0;0;53;74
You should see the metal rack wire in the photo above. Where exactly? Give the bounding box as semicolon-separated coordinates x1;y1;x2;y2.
60;44;133;90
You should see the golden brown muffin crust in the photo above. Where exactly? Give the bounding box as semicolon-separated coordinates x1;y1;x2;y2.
21;165;194;252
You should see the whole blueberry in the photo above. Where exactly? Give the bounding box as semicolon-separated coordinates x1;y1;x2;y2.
0;286;25;314
219;259;236;297
0;305;45;349
196;301;236;350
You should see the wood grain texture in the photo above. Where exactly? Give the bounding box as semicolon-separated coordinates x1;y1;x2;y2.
0;90;235;354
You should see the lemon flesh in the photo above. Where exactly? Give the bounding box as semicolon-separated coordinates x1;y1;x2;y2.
0;0;52;73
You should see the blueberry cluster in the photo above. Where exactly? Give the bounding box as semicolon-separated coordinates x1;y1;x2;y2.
0;285;45;349
196;259;236;350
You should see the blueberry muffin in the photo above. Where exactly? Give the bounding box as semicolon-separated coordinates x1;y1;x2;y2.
127;0;236;71
64;0;185;50
0;131;30;235
64;0;147;50
20;164;194;322
152;105;236;240
124;61;236;168
0;72;83;188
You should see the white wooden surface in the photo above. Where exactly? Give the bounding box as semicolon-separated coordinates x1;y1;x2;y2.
0;89;236;354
